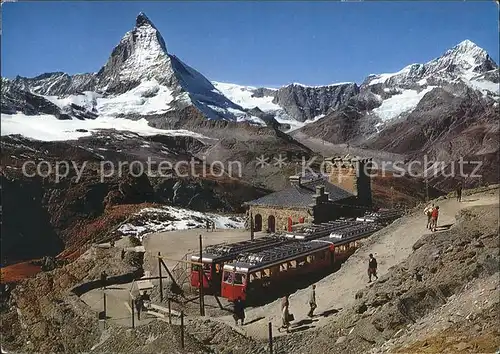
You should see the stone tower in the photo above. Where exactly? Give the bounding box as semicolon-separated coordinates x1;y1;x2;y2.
325;155;373;206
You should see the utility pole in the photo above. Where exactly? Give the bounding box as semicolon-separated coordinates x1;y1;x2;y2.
199;234;205;316
158;252;163;302
180;311;185;349
102;289;107;320
268;322;273;354
131;297;135;328
250;211;254;240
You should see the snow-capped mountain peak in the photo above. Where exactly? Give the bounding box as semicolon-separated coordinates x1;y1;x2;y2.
429;39;494;79
136;12;156;28
452;39;484;55
96;13;173;93
365;40;497;88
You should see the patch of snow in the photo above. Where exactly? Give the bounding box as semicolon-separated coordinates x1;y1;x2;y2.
275;113;326;133
117;205;244;240
213;82;281;111
97;80;174;116
0;113;213;142
372;86;435;122
467;79;499;96
367;64;417;86
45;91;102;112
235;114;267;126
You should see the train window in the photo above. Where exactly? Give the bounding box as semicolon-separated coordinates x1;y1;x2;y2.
203;264;211;271
215;264;221;273
223;272;234;284
234;273;246;285
263;269;271;277
192;264;201;271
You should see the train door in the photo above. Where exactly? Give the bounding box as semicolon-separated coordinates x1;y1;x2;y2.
212;263;223;294
329;245;336;267
190;262;211;289
221;269;247;301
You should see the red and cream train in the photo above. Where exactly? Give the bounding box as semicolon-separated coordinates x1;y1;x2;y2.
190;219;384;302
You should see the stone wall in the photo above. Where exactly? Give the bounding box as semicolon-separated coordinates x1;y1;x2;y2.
328;166;358;195
249;205;313;232
325;157;373;206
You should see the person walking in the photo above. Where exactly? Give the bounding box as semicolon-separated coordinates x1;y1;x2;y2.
368;254;378;283
100;271;108;289
135;296;143;320
233;297;245;325
424;203;435;229
281;295;291;333
456;182;463;202
431;206;439;232
307;284;317;317
142;291;151;310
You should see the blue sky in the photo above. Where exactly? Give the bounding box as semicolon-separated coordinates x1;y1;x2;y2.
1;2;498;87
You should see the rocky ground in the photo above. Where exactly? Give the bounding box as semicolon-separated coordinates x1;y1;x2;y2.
0;246;142;353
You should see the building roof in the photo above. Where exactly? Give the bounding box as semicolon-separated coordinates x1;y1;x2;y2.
245;178;354;208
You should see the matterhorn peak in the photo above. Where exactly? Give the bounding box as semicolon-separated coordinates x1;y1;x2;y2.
136;12;156;29
95;12;173;94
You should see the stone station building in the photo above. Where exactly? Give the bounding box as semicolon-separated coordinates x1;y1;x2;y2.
245;155;373;232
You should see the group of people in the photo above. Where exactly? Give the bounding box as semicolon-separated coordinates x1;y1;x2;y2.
232;284;318;333
423;182;463;232
280;284;317;333
424;203;440;232
206;220;216;232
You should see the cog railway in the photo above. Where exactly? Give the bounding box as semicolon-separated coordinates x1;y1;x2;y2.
190;210;403;303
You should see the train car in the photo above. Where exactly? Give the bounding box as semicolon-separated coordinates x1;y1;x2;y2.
221;240;333;302
221;222;383;303
189;235;287;293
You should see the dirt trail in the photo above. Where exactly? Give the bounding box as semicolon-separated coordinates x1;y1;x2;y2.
217;189;499;339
